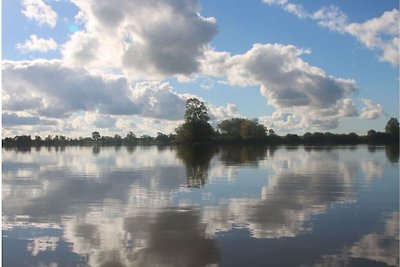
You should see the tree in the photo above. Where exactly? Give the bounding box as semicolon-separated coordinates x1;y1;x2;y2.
385;118;399;136
125;131;137;145
367;129;377;136
176;98;214;143
184;98;210;123
156;132;170;145
113;134;122;145
218;118;267;141
218;118;243;140
92;131;101;141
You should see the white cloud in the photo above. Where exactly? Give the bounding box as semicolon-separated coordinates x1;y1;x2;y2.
3;60;136;118
21;0;58;28
312;5;348;33
2;59;242;135
359;98;384;120
209;103;240;121
263;1;399;65
61;0;217;80
202;44;358;131
131;82;186;120
16;35;58;53
346;9;400;65
2;60;189;120
259;99;358;133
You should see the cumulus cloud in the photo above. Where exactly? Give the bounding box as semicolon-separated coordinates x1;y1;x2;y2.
16;35;58;53
209;103;239;121
312;5;348;33
259;100;358;132
61;0;217;79
202;44;358;130
2;112;57;126
3;60;188;119
346;9;400;65
3;60;136;118
21;0;58;28
2;60;191;120
3;60;242;135
131;82;186;120
359;99;384;120
263;1;399;65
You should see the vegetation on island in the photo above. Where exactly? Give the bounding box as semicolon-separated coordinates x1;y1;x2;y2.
2;98;399;147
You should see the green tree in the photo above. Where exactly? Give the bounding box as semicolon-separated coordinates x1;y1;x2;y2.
176;98;214;143
156;132;170;145
92;131;101;141
125;131;137;145
218;118;243;140
113;134;122;145
367;129;377;136
184;98;210;123
218;118;266;141
385;118;399;136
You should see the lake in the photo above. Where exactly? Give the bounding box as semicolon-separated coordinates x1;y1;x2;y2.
2;145;399;267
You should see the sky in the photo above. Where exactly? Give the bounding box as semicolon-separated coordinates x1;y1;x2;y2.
2;0;399;138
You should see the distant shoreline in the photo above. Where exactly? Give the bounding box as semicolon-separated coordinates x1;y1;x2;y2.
2;135;398;148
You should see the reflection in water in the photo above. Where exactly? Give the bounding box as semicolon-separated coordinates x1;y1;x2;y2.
385;145;399;163
307;212;399;267
2;145;399;267
63;208;219;267
125;208;219;267
92;144;101;155
176;145;217;188
218;145;273;166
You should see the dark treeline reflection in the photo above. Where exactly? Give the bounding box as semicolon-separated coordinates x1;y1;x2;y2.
176;145;279;187
176;145;218;188
385;145;399;163
5;144;398;164
2;144;398;267
218;145;276;166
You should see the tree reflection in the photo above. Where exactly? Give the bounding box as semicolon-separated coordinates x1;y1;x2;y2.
92;144;101;155
385;145;399;163
176;145;218;188
218;145;272;165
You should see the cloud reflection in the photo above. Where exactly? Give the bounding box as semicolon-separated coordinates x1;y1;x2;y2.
305;212;399;267
2;145;397;266
62;208;219;267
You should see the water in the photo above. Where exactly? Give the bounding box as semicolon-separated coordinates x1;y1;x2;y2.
2;145;399;267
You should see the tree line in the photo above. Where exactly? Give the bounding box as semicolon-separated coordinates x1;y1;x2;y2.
2;98;399;147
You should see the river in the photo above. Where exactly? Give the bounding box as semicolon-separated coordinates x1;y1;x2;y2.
2;145;399;267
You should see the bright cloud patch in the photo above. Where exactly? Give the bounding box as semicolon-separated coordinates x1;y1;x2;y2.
263;1;399;65
2;59;241;135
16;35;58;53
2;60;188;119
21;0;58;28
346;9;400;65
62;0;217;80
202;44;359;130
360;99;384;120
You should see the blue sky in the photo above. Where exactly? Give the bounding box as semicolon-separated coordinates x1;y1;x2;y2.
2;0;399;137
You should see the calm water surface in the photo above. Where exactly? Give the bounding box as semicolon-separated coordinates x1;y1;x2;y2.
2;145;399;267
